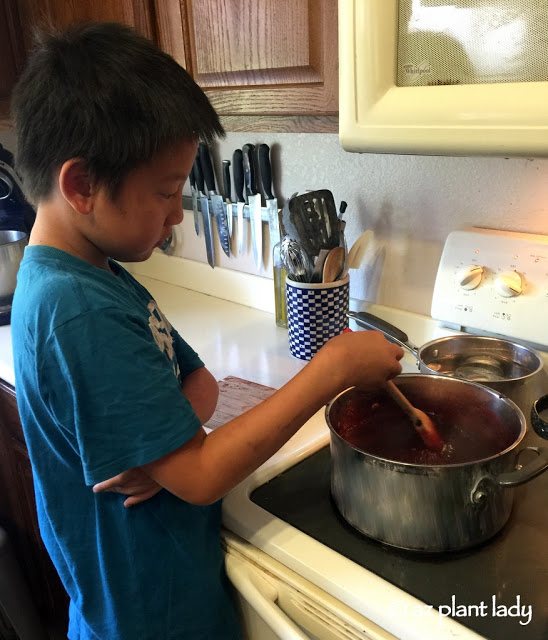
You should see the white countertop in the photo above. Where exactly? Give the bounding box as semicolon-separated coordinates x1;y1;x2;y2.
0;325;14;387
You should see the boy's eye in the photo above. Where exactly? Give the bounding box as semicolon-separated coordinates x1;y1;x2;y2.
160;192;177;199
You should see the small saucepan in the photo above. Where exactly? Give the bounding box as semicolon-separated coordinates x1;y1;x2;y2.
326;374;548;552
347;310;546;417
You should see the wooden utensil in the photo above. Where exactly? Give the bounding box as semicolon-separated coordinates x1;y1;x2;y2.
343;230;373;276
322;247;346;283
385;380;444;452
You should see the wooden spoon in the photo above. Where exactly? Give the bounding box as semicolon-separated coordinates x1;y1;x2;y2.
385;380;444;452
346;230;373;269
322;246;346;283
341;230;373;278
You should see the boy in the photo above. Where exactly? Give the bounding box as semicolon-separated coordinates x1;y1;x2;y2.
11;22;403;640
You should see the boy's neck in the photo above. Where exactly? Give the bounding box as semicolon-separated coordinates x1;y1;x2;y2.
29;203;113;273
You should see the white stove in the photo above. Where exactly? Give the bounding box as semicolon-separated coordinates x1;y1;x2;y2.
432;228;548;350
222;229;548;640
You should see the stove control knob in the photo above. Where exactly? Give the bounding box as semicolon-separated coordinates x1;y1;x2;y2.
494;271;522;298
457;265;483;290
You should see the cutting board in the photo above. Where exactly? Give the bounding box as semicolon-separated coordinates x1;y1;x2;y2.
204;376;276;431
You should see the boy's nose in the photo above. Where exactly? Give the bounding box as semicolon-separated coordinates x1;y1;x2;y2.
168;200;184;226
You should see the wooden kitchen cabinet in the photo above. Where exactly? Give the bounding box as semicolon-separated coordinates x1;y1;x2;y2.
0;0;26;127
174;0;339;132
0;379;69;638
0;0;162;129
1;0;337;133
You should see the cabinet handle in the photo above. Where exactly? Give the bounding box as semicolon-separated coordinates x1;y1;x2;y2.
225;551;309;640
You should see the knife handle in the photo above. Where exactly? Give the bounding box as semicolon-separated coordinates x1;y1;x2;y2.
222;160;231;201
189;164;196;190
193;158;205;195
198;143;216;194
233;149;245;203
242;143;256;197
258;144;273;200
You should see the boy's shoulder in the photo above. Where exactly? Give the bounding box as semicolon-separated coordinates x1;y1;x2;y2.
13;246;146;333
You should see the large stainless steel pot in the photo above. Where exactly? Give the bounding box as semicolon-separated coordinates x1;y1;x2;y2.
0;230;27;303
326;375;548;552
348;310;547;418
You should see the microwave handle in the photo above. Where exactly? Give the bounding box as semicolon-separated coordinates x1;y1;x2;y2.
225;551;310;640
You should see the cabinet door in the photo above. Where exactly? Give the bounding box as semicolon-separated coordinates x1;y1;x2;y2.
178;0;338;132
0;0;26;126
0;0;159;130
0;381;69;636
17;0;156;44
2;0;338;133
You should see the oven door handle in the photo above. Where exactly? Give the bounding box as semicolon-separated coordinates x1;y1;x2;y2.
225;551;310;640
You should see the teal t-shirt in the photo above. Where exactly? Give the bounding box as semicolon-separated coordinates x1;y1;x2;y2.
11;246;241;640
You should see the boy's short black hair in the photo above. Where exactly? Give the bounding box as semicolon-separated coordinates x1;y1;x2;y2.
12;21;225;204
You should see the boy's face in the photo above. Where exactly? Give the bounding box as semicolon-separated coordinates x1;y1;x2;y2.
89;139;198;263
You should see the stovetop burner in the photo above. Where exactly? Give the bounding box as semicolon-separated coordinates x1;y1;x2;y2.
251;434;548;640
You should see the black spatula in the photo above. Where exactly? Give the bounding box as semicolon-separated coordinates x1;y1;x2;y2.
288;190;340;259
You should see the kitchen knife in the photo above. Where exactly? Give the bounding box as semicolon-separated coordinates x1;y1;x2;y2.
189;163;200;236
232;149;245;255
199;143;230;258
222;159;233;239
258;143;285;325
194;155;215;268
242;143;262;269
257;144;280;249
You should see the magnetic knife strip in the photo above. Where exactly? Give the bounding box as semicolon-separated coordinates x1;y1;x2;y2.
182;195;271;223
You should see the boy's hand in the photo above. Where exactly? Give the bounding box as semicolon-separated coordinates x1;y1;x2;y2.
318;330;404;391
93;467;162;507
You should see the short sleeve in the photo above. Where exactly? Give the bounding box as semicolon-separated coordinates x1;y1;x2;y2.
171;327;204;378
40;307;202;485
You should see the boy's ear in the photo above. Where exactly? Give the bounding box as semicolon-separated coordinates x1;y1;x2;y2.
58;159;94;214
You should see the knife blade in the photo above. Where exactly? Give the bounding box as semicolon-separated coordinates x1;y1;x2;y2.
258;143;285;325
257;144;279;249
222;159;233;239
199;143;230;258
189;162;200;236
242;143;262;269
194;154;215;268
233;149;245;255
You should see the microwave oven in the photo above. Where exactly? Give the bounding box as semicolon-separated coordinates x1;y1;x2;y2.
339;0;548;157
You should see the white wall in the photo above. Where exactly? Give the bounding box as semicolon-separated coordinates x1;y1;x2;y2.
173;132;548;315
2;128;547;316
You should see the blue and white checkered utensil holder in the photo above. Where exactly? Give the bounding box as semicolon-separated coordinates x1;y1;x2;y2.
286;275;350;360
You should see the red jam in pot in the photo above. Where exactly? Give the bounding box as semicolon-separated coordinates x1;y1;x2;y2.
331;387;517;465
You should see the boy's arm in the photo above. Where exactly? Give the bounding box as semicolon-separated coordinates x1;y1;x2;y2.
92;366;218;506
179;365;219;425
140;330;403;506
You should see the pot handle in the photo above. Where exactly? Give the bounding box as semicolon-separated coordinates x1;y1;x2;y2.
496;447;548;488
471;448;548;503
531;395;548;440
346;311;419;356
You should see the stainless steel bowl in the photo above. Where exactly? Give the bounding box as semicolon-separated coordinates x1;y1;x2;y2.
0;230;28;302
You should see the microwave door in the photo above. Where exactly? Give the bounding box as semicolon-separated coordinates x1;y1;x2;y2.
397;0;548;87
338;0;548;156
